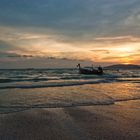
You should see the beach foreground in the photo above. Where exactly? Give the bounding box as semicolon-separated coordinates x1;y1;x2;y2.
0;100;140;140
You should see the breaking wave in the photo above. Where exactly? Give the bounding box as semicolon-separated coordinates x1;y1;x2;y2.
0;69;140;114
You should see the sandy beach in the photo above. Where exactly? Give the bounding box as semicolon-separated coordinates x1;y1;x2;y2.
0;0;140;139
0;100;140;140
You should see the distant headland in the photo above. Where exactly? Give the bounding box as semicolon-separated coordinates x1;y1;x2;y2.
104;64;140;70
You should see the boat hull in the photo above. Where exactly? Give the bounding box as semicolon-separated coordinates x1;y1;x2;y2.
79;69;103;75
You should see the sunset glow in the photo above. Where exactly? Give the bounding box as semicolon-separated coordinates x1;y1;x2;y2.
0;0;140;68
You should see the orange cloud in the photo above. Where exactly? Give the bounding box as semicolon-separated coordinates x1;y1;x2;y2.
0;26;140;65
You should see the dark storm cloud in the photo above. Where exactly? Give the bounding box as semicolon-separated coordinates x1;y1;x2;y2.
0;0;140;39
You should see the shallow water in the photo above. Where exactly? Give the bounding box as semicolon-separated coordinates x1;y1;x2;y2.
0;69;140;113
0;69;140;89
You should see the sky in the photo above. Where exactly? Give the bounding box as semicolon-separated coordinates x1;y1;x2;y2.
0;0;140;68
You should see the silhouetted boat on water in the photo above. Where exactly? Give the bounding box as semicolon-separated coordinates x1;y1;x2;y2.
77;64;103;75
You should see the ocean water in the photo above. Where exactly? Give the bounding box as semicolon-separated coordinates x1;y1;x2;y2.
0;68;140;113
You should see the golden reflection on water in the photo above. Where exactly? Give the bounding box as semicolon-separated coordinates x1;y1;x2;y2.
0;82;139;109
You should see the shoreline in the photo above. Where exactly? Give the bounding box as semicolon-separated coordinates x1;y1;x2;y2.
1;98;140;115
0;100;140;140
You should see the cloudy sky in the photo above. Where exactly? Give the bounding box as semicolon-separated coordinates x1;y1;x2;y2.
0;0;140;68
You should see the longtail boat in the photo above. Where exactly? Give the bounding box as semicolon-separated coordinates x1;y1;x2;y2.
77;64;103;75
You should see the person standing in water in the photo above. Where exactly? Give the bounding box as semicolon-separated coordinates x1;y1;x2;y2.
98;65;103;73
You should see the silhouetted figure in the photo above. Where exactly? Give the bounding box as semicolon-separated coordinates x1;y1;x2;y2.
77;63;81;69
98;65;103;73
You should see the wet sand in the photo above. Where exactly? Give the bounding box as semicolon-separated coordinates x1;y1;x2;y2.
0;100;140;140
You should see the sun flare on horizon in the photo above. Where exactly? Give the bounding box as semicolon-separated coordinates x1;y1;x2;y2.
0;0;140;68
121;59;133;65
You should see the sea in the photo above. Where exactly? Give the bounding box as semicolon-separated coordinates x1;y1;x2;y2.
0;68;140;113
